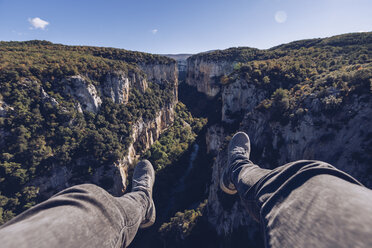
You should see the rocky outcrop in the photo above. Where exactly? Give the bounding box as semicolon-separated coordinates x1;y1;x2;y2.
63;70;151;112
29;62;178;197
186;58;236;97
64;75;102;112
221;79;268;122
122;103;176;166
206;124;224;155
103;71;147;104
206;88;372;238
140;63;177;84
27;103;176;198
141;62;179;100
30;104;174;198
0;98;9;117
41;87;59;107
242;93;372;185
60;61;179;114
120;62;178;168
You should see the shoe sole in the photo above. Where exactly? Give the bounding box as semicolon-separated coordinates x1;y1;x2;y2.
219;176;237;195
140;199;156;228
139;163;156;229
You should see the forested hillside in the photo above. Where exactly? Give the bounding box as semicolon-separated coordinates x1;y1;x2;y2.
183;32;372;247
0;41;177;224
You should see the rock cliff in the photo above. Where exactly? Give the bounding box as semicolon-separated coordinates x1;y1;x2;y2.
186;57;236;97
29;62;178;197
29;103;176;198
183;33;372;244
123;103;176;165
63;70;150;113
221;79;268;122
140;62;178;100
206;89;372;238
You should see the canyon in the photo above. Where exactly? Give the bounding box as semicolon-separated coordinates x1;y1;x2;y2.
0;32;371;247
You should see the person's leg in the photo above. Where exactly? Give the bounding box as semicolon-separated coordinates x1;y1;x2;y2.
221;132;372;248
0;160;155;248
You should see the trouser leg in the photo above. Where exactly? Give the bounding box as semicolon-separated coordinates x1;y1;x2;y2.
232;159;372;248
0;183;150;248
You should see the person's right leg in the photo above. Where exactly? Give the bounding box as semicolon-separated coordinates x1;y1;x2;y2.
221;132;372;248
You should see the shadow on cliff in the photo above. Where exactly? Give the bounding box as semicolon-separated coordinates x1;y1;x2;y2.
178;82;221;125
129;123;218;248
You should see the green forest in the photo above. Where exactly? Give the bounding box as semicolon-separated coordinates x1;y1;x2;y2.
0;41;176;224
200;33;372;122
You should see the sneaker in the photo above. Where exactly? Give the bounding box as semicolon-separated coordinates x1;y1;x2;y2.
220;132;251;195
132;160;156;228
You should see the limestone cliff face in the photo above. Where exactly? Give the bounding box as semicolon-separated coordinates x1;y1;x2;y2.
63;62;178;158
119;61;178;165
64;75;102;112
205;124;224;155
29;104;176;198
221;79;268;123
63;70;150;113
206;85;372;237
0;99;9;117
242;93;372;186
60;62;179;114
103;71;148;104
28;62;178;197
140;62;179;100
140;63;177;85
186;57;235;97
185;60;268;122
115;103;176;189
123;103;175;165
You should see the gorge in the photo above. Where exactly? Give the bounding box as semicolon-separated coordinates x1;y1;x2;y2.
0;32;371;247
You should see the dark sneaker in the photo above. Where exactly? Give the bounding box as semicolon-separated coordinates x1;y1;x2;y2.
220;132;251;195
132;160;156;228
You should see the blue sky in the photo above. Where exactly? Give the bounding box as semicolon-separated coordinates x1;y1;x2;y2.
0;0;371;54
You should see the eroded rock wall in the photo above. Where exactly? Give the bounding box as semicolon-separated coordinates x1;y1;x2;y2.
206;86;372;238
221;79;268;123
141;62;179;100
29;103;176;198
186;58;235;97
27;61;178;197
123;103;176;165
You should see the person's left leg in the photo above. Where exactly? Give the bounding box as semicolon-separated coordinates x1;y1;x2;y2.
0;160;156;248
